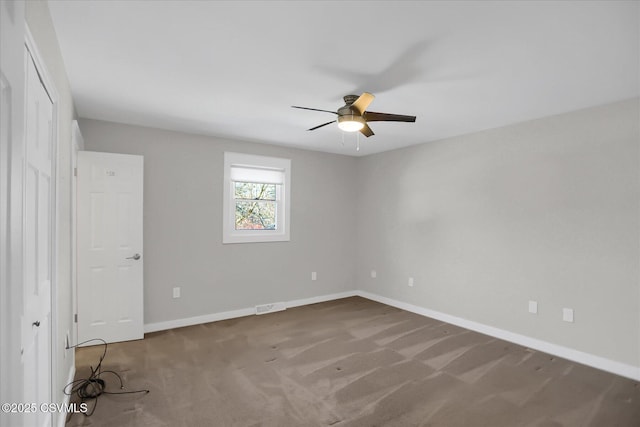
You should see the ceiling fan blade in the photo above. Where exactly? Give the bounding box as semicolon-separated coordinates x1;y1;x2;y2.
308;120;335;131
363;111;416;122
360;123;374;137
292;106;338;115
350;92;375;115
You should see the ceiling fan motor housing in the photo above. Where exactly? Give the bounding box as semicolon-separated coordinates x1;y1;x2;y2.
338;106;357;117
338;96;359;116
343;94;359;105
338;95;361;116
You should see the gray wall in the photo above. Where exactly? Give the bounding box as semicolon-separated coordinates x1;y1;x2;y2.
356;99;640;366
81;99;639;369
79;119;358;324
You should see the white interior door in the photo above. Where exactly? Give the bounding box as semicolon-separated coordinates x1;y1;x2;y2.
22;48;54;427
77;151;144;344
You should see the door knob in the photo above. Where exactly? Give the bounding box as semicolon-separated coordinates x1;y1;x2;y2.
126;253;141;260
32;321;40;327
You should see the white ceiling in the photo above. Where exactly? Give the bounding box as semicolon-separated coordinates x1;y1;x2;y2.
48;1;639;156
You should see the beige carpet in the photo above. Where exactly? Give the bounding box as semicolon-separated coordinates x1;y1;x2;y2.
66;297;639;426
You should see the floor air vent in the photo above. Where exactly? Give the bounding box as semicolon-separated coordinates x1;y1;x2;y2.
255;302;286;315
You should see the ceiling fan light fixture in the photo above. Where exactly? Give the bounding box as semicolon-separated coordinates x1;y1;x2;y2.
337;115;365;132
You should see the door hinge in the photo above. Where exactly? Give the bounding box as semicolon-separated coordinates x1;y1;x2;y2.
74;167;77;177
74;313;78;323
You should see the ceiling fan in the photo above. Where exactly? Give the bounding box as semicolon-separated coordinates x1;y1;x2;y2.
292;92;416;137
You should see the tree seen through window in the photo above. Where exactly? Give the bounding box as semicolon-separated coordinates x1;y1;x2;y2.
234;182;277;230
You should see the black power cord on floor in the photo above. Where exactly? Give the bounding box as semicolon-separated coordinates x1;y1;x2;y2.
64;338;149;417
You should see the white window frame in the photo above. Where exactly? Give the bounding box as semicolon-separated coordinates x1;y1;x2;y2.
223;152;291;244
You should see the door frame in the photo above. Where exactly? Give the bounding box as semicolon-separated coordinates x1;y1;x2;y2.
70;121;83;348
0;1;26;418
24;24;59;423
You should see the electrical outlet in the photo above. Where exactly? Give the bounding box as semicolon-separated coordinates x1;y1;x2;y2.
311;271;317;281
563;308;574;323
528;300;538;314
173;287;181;298
408;277;414;287
371;270;377;279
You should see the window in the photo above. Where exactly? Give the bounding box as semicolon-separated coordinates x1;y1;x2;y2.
223;152;291;243
234;182;277;230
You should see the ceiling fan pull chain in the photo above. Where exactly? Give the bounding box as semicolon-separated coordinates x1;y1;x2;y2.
356;132;360;152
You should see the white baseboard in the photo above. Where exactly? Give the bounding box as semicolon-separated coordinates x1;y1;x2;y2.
56;363;76;427
286;290;358;309
144;306;255;333
356;290;640;381
143;290;357;334
142;288;639;381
